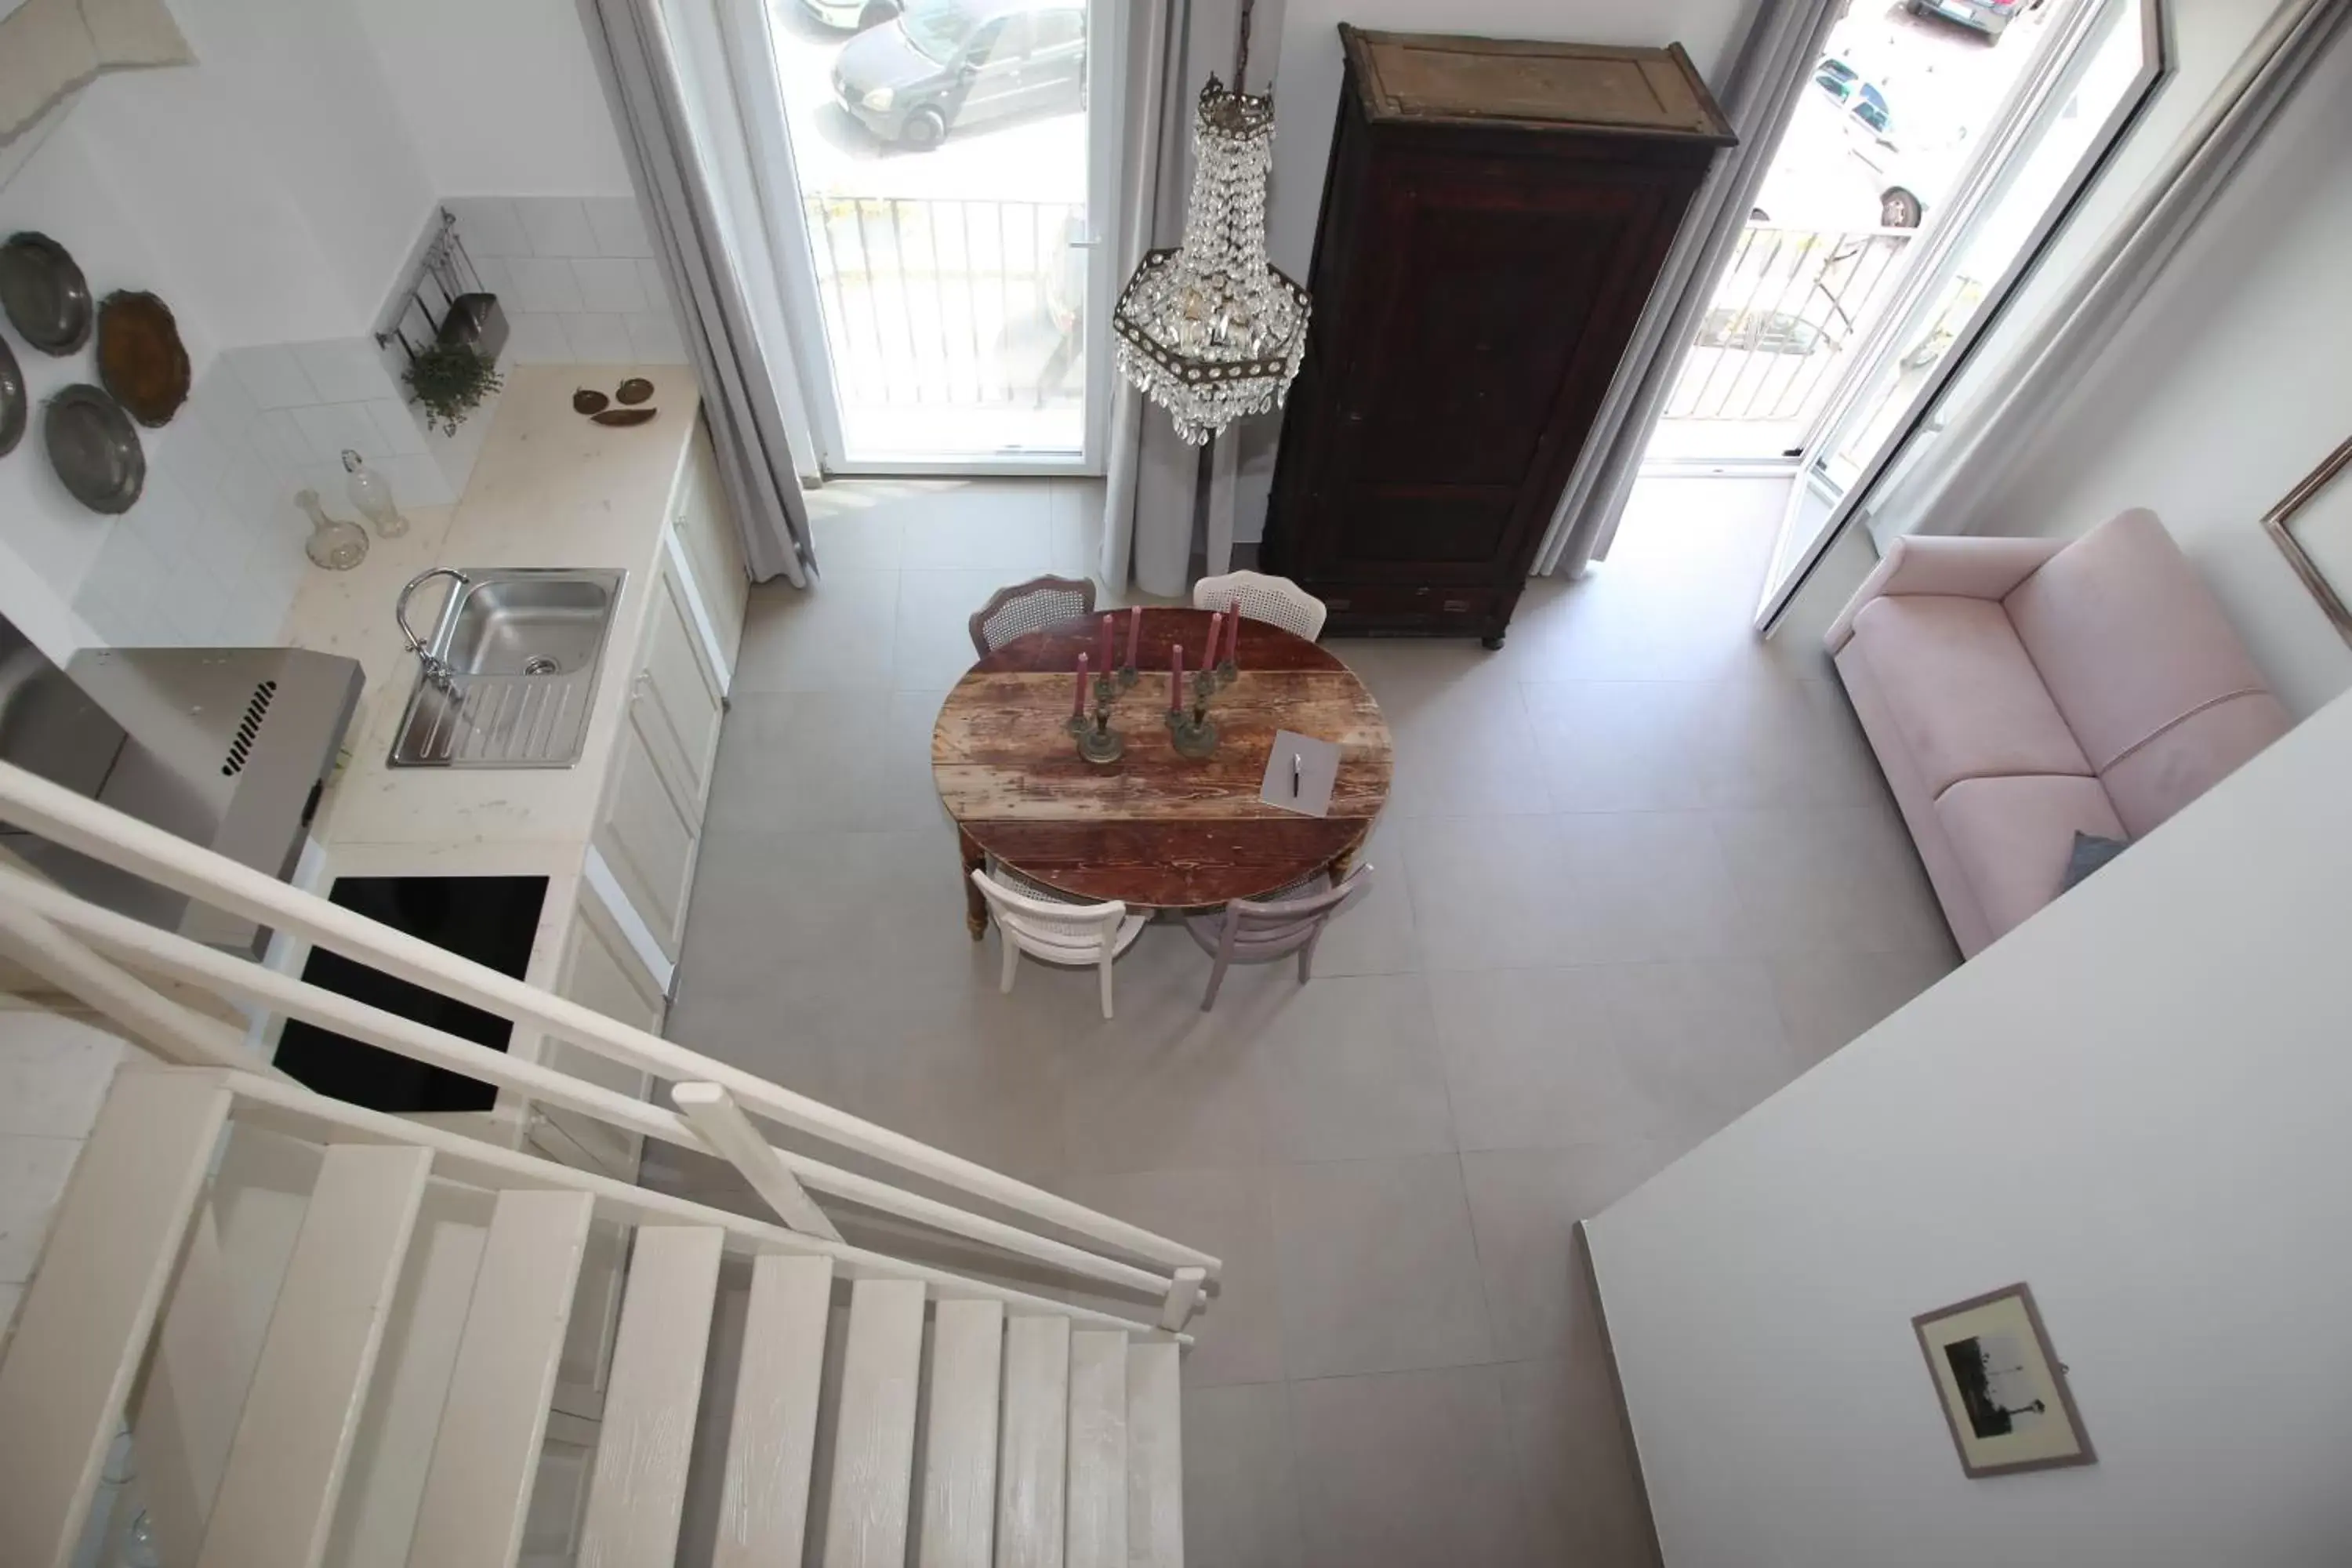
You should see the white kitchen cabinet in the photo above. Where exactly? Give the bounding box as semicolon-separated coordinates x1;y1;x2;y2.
669;427;749;683
536;884;661;1181
592;551;723;963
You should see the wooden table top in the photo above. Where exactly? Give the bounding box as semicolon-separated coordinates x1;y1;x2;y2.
932;608;1394;907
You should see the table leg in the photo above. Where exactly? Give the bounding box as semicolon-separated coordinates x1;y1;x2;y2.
959;829;988;940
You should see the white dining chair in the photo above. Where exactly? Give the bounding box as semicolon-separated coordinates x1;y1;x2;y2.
969;866;1148;1019
1182;864;1374;1010
1193;569;1328;641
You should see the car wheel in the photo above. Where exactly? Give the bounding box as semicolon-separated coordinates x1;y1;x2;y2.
857;0;898;27
900;106;947;151
1881;188;1923;229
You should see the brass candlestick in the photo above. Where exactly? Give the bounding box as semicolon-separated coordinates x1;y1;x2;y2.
1076;674;1125;764
1166;669;1220;759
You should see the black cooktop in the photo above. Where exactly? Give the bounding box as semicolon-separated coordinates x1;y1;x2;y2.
274;874;547;1114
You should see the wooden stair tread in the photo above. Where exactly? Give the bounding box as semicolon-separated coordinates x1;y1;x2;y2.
0;1072;229;1568
822;1276;927;1568
195;1144;431;1568
714;1254;834;1568
917;1298;1004;1568
995;1316;1071;1568
1125;1342;1185;1568
403;1189;595;1568
579;1225;726;1567
1065;1331;1129;1568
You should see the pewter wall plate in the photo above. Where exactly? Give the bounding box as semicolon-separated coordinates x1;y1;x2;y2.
45;384;145;514
0;334;24;458
0;233;94;356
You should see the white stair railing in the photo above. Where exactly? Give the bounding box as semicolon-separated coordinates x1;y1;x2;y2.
0;759;1219;1321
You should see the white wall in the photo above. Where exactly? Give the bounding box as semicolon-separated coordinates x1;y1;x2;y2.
1941;17;2352;718
1590;688;2352;1568
350;0;632;198
0;0;452;656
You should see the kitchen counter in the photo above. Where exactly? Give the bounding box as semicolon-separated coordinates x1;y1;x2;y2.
285;364;705;858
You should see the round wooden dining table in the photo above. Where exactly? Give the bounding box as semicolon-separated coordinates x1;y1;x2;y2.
931;607;1394;936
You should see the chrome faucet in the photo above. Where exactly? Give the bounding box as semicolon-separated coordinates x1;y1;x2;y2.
396;567;470;689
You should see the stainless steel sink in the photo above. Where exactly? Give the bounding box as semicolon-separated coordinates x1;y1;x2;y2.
390;568;626;768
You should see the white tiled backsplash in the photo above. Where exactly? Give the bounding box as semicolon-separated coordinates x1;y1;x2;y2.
70;339;438;648
71;193;688;650
447;195;688;366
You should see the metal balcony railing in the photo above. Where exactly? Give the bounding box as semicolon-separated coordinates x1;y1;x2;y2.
1667;223;1916;430
804;195;1087;414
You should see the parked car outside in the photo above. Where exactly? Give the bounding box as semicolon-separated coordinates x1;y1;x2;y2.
833;0;1087;151
1908;0;2022;40
800;0;902;32
1752;81;1928;230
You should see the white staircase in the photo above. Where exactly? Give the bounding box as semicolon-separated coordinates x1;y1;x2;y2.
0;759;1212;1568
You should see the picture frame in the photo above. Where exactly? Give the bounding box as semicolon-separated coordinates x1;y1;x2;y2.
1912;1282;2096;1479
2262;430;2352;647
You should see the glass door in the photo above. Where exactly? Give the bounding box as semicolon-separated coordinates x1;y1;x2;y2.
1755;0;2165;629
739;0;1122;474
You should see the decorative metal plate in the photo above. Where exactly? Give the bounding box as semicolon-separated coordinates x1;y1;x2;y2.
45;384;146;514
0;232;94;356
96;291;191;427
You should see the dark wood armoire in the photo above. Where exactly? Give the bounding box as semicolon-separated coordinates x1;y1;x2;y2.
1261;29;1735;645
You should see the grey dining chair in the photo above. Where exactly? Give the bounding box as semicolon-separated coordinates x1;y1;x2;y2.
1181;864;1374;1011
969;574;1096;656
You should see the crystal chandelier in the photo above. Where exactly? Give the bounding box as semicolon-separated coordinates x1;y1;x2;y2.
1112;5;1310;446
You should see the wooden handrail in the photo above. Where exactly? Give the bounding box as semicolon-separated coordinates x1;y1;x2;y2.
0;864;1181;1302
0;760;1219;1283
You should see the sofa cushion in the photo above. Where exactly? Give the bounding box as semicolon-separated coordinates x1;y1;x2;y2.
1935;775;2127;942
1847;595;2092;797
2004;510;2277;772
2096;688;2292;838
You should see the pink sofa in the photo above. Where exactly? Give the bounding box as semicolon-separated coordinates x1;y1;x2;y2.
1826;509;2289;957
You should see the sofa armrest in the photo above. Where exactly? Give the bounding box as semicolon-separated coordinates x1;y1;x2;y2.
1824;535;2067;653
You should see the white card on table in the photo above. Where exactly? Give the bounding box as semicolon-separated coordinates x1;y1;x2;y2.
1260;731;1340;817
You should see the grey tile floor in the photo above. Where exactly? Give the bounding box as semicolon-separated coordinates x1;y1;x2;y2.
662;473;1958;1568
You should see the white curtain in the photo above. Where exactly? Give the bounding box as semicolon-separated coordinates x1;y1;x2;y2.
1101;0;1265;598
1100;0;1192;597
578;0;815;586
1865;0;2352;543
1530;0;1846;579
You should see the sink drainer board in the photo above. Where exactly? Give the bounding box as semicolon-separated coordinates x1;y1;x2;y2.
398;673;591;766
390;566;626;768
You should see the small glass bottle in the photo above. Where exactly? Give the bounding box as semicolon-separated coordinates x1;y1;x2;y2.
343;449;408;539
298;488;368;572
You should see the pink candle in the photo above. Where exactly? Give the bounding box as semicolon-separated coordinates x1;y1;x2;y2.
1207;612;1223;673
1125;604;1142;666
1169;644;1183;709
1074;652;1090;717
1227;601;1243;667
1099;614;1115;673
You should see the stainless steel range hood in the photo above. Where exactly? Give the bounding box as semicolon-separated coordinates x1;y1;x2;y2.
0;615;363;954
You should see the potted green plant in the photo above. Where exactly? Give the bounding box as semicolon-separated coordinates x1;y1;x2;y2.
405;340;503;436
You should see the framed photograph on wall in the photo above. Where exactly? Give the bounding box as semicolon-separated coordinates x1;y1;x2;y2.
1913;1283;2096;1479
2264;431;2352;646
